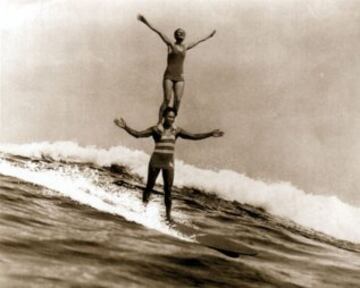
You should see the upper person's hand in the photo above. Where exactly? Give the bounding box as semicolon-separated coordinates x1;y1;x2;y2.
114;118;126;129
137;14;147;24
212;129;224;137
209;30;216;38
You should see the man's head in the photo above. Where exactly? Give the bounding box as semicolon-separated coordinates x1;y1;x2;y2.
163;107;177;126
174;28;186;42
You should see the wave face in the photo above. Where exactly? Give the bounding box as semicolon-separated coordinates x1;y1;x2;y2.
0;142;360;287
1;141;360;243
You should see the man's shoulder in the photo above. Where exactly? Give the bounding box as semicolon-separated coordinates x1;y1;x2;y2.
151;124;182;135
174;126;183;135
150;125;159;132
151;124;164;135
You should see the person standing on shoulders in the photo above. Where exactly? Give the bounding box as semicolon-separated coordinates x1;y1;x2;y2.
137;14;216;124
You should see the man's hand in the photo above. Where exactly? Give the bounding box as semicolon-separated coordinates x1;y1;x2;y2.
114;118;126;129
212;129;224;137
137;14;148;24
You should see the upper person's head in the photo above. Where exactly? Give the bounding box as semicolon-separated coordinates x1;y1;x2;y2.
174;28;186;43
163;107;177;126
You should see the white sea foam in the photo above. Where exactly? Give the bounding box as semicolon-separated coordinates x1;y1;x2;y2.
0;155;187;241
1;141;360;243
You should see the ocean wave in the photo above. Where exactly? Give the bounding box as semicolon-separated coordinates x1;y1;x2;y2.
0;141;360;243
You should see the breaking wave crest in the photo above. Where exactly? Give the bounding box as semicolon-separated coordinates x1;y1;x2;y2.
0;141;359;243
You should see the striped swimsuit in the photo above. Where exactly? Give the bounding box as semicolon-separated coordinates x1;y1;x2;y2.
149;124;178;169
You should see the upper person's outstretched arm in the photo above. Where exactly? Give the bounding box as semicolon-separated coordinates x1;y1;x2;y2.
137;14;173;47
178;128;224;140
186;30;216;50
114;118;153;138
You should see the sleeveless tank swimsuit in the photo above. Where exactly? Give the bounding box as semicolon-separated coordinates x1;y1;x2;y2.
150;124;178;169
163;45;186;82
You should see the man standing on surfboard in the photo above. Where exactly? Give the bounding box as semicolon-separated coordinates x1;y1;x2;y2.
137;14;216;124
114;107;224;222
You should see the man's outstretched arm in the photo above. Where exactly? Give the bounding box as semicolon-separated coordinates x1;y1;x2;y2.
178;128;224;140
114;118;153;138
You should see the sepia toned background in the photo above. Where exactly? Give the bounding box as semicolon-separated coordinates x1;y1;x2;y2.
1;0;360;204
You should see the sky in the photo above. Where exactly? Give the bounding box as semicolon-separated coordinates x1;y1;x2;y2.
1;0;360;204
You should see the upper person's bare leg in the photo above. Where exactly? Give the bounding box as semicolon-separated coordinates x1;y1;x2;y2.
159;79;173;124
173;81;185;114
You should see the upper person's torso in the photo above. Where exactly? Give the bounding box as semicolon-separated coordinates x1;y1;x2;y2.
164;44;186;81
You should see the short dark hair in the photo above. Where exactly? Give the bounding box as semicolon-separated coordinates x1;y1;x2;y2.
174;28;186;37
163;107;177;117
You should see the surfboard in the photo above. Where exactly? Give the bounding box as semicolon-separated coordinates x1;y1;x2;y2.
113;177;257;257
172;222;257;257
